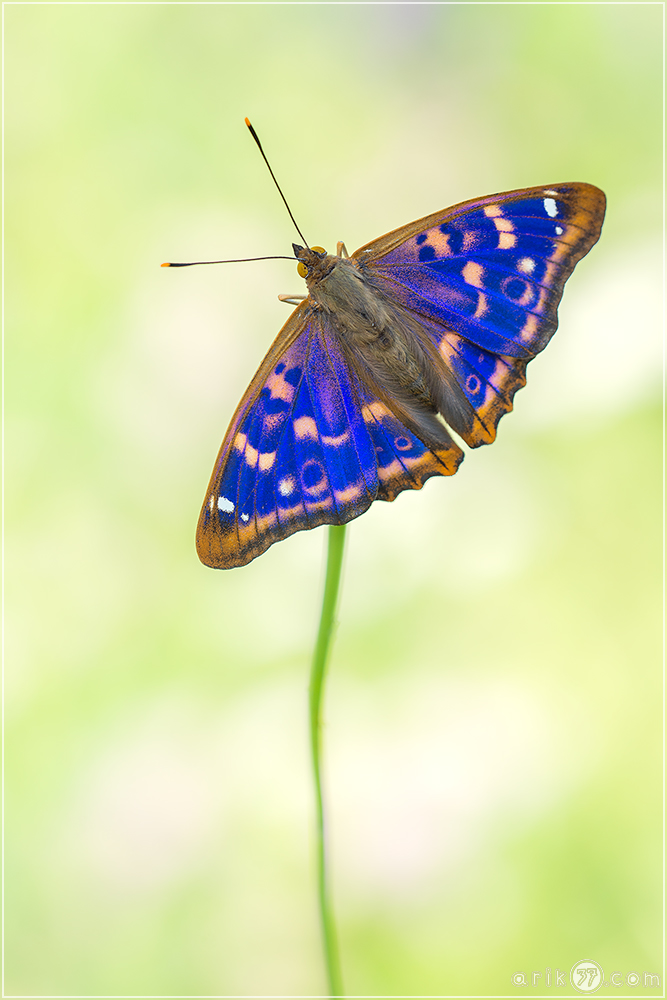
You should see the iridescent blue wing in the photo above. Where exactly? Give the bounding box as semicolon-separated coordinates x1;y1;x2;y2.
354;182;606;447
196;304;463;569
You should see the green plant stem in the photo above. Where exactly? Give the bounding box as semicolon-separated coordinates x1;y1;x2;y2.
309;523;347;998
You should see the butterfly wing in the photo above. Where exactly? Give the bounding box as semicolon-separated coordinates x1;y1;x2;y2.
354;182;606;447
196;303;463;569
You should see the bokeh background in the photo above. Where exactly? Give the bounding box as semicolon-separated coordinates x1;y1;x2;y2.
5;4;662;997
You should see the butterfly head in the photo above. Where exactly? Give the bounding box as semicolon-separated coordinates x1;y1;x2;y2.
293;243;335;284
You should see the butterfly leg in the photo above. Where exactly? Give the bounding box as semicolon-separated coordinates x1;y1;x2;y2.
278;293;307;305
336;242;349;258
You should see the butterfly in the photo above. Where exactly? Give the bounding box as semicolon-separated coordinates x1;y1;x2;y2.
195;182;605;569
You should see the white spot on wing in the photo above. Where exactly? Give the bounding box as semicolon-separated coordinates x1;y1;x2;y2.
518;257;535;274
217;496;234;513
240;513;250;523
278;477;296;497
543;197;558;218
555;225;564;235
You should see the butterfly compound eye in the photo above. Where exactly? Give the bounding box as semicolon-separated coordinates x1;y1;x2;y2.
297;261;308;278
311;246;326;254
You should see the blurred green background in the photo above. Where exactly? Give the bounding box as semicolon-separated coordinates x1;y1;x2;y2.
5;4;662;997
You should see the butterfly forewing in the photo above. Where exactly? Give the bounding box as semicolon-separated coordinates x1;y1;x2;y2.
197;182;605;568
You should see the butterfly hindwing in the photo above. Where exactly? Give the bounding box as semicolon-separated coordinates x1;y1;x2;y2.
356;183;606;446
354;394;462;502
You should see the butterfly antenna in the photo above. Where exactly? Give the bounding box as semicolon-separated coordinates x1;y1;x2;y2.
245;117;310;249
161;255;293;267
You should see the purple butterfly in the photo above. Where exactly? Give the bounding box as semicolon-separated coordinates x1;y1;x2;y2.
196;183;605;569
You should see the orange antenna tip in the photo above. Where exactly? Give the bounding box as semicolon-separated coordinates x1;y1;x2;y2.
160;262;171;267
244;116;251;127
